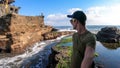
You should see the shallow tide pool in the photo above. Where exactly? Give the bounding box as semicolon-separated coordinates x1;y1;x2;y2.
62;36;120;68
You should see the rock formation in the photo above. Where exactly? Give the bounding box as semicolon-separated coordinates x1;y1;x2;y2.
0;0;75;54
0;13;53;53
43;31;74;40
96;27;120;43
47;46;72;68
0;0;20;17
0;13;75;54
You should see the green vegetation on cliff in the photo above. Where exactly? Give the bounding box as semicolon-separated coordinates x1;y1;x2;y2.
55;37;72;68
57;37;72;46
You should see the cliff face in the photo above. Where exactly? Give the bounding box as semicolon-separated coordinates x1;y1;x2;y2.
0;13;53;53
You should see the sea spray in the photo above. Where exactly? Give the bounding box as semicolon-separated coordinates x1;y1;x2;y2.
0;36;66;68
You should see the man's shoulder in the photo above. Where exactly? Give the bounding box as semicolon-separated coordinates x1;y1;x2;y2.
87;31;95;37
85;31;96;49
85;31;96;40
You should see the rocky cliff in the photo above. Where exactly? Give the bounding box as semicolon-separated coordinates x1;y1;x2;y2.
0;13;53;53
0;13;75;54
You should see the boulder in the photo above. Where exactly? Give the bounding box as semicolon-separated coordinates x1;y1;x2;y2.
47;46;71;68
96;26;120;43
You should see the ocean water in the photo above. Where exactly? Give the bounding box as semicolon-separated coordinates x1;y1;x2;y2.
60;38;120;68
0;36;66;68
56;25;120;68
0;25;120;68
53;25;120;31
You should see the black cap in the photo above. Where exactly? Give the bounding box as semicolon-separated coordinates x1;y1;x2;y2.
67;11;87;25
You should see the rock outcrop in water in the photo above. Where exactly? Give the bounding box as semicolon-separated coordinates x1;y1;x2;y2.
96;27;120;43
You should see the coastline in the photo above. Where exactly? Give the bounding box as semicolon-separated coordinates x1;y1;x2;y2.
0;25;120;68
0;34;69;68
0;27;102;68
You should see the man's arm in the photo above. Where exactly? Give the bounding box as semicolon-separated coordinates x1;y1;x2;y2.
81;46;95;68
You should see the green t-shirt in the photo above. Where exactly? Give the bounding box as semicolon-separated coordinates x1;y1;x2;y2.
71;31;96;68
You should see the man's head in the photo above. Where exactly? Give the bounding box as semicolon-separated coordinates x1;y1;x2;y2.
67;11;87;26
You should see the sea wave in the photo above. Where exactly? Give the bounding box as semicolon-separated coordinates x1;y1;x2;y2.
0;35;68;68
0;28;98;68
57;28;98;34
57;29;76;32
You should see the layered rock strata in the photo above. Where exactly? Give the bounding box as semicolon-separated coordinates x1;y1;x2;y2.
0;13;75;54
0;13;52;53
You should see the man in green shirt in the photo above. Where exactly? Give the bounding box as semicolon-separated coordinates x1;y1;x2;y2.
67;11;96;68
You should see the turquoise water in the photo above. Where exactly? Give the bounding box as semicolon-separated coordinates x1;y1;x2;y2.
61;36;120;68
62;42;72;46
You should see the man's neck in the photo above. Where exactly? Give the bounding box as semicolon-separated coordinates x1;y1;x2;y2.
77;27;87;35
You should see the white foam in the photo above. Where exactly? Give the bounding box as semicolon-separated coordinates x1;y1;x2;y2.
39;42;46;45
0;35;65;67
0;28;75;67
58;29;76;32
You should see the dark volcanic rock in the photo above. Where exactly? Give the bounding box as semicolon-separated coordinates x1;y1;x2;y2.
47;46;72;68
52;28;59;31
96;27;120;43
47;46;59;68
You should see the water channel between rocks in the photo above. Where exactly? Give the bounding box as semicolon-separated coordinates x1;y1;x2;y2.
0;35;120;68
62;36;120;68
0;35;66;68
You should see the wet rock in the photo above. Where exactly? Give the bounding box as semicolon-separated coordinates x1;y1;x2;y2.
47;46;72;68
47;46;59;68
43;32;61;40
52;28;59;31
96;27;120;43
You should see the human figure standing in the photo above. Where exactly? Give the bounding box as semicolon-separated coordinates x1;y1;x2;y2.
67;11;96;68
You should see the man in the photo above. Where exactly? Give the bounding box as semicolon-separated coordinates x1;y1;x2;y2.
67;11;96;68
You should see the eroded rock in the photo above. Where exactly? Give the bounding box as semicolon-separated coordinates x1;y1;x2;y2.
0;14;53;53
96;27;120;43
